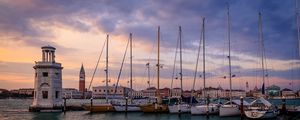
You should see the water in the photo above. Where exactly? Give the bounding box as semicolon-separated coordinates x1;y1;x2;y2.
0;99;299;120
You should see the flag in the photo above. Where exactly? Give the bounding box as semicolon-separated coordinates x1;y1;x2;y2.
261;83;265;94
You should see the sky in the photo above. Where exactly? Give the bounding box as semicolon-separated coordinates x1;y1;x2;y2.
0;0;300;91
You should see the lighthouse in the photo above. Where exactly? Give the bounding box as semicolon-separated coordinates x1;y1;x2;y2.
30;45;63;112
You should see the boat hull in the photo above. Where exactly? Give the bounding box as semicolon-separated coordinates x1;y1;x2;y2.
83;104;115;112
244;110;277;119
113;105;141;112
168;104;190;113
191;104;219;115
140;104;169;113
219;105;240;117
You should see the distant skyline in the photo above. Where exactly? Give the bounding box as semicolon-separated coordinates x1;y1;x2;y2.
0;0;300;91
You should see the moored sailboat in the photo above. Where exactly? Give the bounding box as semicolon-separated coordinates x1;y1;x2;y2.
140;26;169;113
244;12;278;119
190;18;220;115
83;34;115;112
112;33;141;112
219;3;241;117
168;26;191;114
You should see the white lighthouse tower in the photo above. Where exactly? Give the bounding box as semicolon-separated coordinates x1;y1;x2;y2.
30;45;63;112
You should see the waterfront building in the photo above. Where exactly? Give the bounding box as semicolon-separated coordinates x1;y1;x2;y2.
0;89;8;94
142;87;156;98
182;90;191;97
130;90;143;99
92;86;132;98
171;88;182;97
266;85;281;97
202;87;222;98
30;46;63;111
231;90;246;97
248;86;263;98
79;64;85;93
19;88;34;96
159;87;170;98
0;89;9;98
281;88;296;98
140;87;170;98
221;89;246;98
62;88;83;99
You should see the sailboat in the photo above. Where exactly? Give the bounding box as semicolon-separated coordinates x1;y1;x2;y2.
287;0;300;115
83;35;115;112
219;4;243;117
140;26;169;113
190;18;220;115
113;33;141;112
244;12;278;119
168;26;191;113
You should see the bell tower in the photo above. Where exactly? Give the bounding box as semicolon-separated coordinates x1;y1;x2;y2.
79;64;85;92
30;45;63;112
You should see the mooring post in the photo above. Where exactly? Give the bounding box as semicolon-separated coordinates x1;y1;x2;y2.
63;97;66;114
90;97;93;113
125;97;128;113
240;96;244;119
206;95;210;118
281;96;286;115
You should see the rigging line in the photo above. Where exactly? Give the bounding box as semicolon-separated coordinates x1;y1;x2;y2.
191;21;203;104
114;36;130;96
88;38;107;91
170;26;180;99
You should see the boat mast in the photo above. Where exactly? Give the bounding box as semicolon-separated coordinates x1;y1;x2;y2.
258;12;266;95
296;0;300;59
179;26;183;95
227;3;233;103
156;26;161;99
147;63;150;88
105;34;109;103
202;18;206;101
130;33;133;93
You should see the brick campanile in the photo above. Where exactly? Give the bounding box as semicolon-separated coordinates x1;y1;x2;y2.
79;64;85;92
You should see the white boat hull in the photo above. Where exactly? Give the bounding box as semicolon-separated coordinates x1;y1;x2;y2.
244;110;277;119
219;105;240;117
191;104;219;115
113;105;140;112
168;104;190;113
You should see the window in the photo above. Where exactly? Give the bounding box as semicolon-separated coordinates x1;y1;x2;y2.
55;91;59;99
42;91;48;99
94;90;96;92
42;72;48;77
35;73;37;77
55;73;59;76
34;91;36;98
99;90;101;92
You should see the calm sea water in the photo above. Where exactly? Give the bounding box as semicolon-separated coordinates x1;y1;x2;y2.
0;99;299;120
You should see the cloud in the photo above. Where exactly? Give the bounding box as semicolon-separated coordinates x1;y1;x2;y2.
0;0;299;90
